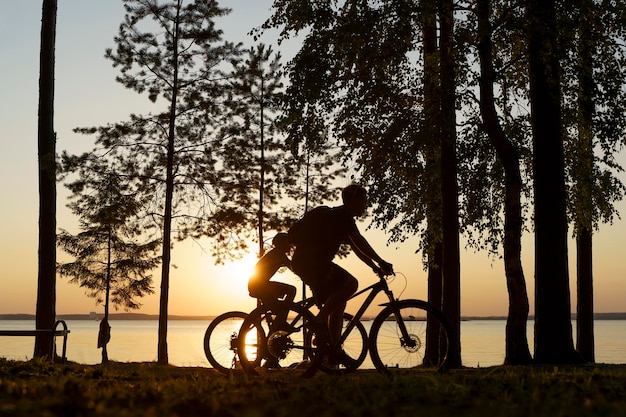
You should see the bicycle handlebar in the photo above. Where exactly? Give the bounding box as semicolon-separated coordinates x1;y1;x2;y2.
374;268;395;280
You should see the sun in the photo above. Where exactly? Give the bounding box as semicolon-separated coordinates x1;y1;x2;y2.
232;254;261;280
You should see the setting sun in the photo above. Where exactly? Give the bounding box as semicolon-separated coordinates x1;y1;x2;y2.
213;254;259;297
232;254;262;281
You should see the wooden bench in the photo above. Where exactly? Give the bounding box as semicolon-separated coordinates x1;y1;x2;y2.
0;320;70;362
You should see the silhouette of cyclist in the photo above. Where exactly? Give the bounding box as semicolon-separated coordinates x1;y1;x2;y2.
290;184;393;364
248;232;296;327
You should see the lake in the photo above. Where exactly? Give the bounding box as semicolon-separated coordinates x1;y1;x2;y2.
1;319;624;368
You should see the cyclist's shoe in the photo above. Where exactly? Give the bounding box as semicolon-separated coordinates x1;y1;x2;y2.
325;345;343;367
337;350;358;368
323;345;358;370
326;363;340;371
263;357;281;369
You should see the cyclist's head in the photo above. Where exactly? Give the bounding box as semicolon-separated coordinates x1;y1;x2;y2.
342;183;367;204
272;232;291;252
342;183;368;216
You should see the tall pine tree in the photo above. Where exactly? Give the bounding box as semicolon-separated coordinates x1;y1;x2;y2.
58;156;159;363
74;0;240;364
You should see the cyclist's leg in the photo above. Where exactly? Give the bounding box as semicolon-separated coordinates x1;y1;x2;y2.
255;283;299;332
316;312;368;375
276;283;297;326
318;264;358;343
313;265;358;367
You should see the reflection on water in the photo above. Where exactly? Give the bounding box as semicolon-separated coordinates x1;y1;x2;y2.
0;319;624;368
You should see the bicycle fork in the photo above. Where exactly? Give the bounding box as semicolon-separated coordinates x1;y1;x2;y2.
391;303;417;349
380;289;416;350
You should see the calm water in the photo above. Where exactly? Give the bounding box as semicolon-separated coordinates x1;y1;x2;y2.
1;319;624;368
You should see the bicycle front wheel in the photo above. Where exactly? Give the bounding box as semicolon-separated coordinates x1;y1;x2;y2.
237;302;327;378
369;299;453;373
204;311;253;374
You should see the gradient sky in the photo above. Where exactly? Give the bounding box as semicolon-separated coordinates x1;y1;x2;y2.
1;1;624;318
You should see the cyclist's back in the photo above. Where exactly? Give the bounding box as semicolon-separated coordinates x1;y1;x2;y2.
290;205;357;304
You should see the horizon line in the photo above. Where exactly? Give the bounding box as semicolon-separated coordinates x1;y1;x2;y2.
2;312;626;321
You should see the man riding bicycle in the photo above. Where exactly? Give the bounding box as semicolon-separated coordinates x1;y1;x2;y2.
289;184;393;364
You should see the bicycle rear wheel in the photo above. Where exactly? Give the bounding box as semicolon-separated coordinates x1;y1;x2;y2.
237;302;327;378
204;311;255;374
369;299;454;373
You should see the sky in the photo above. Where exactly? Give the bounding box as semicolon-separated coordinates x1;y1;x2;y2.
1;1;624;319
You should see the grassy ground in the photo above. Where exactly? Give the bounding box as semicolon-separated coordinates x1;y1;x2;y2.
1;358;625;416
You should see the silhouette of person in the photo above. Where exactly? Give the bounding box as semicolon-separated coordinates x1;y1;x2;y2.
290;184;393;363
248;233;297;325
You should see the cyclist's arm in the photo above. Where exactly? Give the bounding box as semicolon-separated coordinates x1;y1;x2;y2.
351;239;379;271
348;231;393;274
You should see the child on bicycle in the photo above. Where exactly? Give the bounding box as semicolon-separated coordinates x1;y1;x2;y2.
248;233;297;327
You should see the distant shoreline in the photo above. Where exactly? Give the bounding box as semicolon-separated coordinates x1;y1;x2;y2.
2;312;626;321
0;313;215;321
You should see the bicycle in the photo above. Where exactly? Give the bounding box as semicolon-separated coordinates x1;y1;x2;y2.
203;304;368;375
237;270;455;376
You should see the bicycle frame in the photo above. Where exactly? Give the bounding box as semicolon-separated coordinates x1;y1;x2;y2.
338;275;408;346
296;274;409;348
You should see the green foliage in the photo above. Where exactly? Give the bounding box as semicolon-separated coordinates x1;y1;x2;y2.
218;42;347;251
70;1;346;264
106;0;235;103
57;155;159;311
265;0;431;249
74;0;247;262
264;0;529;259
218;44;298;254
262;0;626;261
558;0;626;232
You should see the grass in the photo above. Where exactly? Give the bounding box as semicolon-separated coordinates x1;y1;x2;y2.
1;358;625;416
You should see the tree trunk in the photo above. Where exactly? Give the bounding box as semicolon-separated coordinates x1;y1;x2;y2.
438;0;462;368
526;0;581;364
426;241;444;364
574;0;595;363
34;0;58;360
259;77;266;259
477;0;532;364
421;0;446;366
576;230;594;360
101;228;112;364
157;4;182;365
